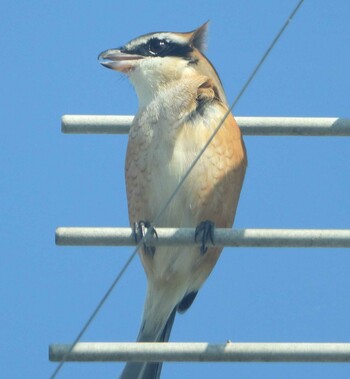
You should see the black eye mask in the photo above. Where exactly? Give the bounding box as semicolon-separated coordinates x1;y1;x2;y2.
122;38;193;58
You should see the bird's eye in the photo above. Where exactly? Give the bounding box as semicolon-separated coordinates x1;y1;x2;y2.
148;39;167;55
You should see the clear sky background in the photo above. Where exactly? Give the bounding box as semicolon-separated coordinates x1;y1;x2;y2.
1;1;350;378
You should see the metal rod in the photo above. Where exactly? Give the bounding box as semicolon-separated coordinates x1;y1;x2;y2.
61;115;350;136
49;342;350;362
55;227;350;248
61;115;133;134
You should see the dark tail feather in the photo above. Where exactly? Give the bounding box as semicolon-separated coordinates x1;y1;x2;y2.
138;307;176;379
177;291;198;313
119;308;177;379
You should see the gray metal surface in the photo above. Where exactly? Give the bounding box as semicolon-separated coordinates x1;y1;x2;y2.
61;115;350;136
50;342;350;362
55;227;350;248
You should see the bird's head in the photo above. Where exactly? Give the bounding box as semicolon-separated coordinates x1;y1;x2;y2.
98;22;226;106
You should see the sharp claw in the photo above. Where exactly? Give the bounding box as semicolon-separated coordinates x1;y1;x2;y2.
133;220;157;257
194;220;215;255
208;225;215;245
133;221;140;244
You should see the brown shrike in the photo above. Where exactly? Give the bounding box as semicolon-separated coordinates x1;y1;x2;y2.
99;22;247;379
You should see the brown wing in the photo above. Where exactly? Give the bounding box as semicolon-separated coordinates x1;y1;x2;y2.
174;79;247;286
179;78;247;228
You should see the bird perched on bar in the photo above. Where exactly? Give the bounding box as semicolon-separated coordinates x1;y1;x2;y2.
99;22;247;379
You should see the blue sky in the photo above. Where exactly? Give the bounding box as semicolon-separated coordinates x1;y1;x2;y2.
1;1;350;378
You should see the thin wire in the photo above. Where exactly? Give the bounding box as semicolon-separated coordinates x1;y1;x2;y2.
49;250;138;378
50;1;304;377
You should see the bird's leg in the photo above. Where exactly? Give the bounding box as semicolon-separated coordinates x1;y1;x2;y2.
133;220;158;256
194;220;215;255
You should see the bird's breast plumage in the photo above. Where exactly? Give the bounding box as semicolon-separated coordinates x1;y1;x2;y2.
125;76;246;284
126;77;245;222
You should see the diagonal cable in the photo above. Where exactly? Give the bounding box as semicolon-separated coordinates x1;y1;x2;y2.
49;1;304;377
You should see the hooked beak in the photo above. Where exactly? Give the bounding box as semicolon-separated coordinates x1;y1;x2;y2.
98;48;144;73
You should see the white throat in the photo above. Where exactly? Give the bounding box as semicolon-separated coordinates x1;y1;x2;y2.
128;57;193;109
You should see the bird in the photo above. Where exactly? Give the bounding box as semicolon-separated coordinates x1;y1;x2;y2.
98;22;247;379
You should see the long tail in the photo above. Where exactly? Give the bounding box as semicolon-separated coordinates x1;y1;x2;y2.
119;307;177;379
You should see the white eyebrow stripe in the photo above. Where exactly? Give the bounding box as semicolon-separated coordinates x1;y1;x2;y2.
125;33;188;50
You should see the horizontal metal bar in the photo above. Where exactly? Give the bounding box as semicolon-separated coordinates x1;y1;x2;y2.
55;227;350;248
61;115;350;136
49;342;350;362
62;115;133;134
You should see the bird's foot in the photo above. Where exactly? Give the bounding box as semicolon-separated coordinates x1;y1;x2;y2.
194;220;215;255
133;220;158;256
